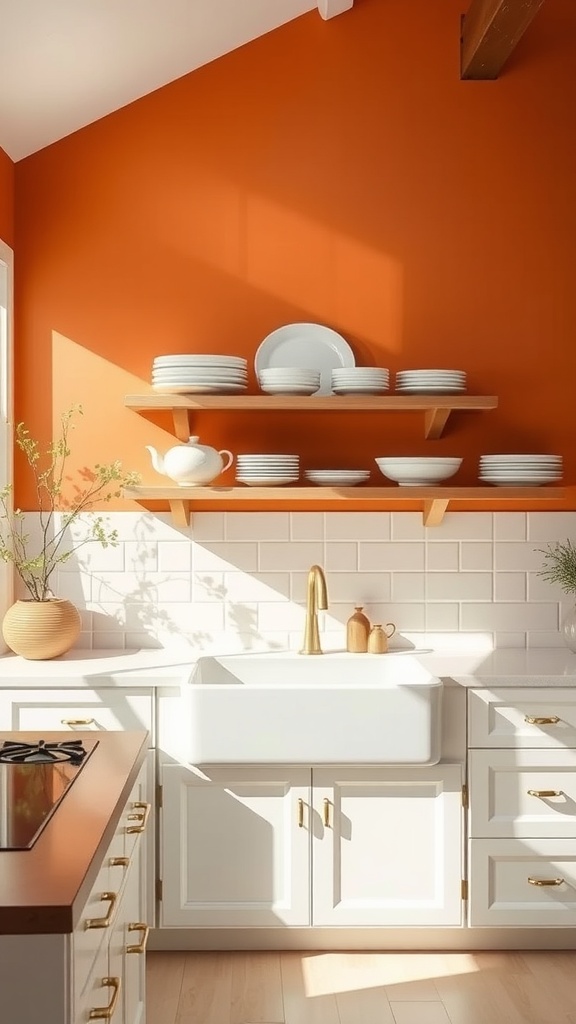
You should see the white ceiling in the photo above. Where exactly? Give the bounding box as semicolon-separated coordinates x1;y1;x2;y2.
0;0;351;162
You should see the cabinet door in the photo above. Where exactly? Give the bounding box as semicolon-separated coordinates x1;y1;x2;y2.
312;765;463;926
468;688;576;749
160;764;310;927
469;748;576;839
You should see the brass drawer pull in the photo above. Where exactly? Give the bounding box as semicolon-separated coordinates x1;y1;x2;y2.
85;892;118;929
298;798;304;828
109;856;130;868
323;798;331;828
126;801;151;834
61;717;95;726
89;977;121;1020
527;876;565;887
527;790;562;798
524;715;560;725
127;922;150;954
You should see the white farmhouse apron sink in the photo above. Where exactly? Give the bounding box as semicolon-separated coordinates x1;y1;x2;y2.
186;651;442;764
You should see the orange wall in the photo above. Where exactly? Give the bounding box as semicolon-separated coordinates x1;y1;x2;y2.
13;0;576;510
0;146;14;248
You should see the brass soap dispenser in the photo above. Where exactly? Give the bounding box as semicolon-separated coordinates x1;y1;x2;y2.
346;606;371;653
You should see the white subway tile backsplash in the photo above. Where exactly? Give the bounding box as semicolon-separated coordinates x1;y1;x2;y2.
259;541;324;571
494;512;526;541
358;543;425;571
325;542;358;572
192;542;258;573
461;602;558;632
326;512;390;540
494;572;526;602
290;512;325;540
460;542;493;571
392;573;426;601
225;512;290;541
23;509;572;653
426;543;459;571
427;572;492;601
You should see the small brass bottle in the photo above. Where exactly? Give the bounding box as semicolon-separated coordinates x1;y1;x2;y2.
346;606;370;653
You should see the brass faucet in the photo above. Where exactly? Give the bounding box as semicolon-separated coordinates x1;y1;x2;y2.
300;564;328;655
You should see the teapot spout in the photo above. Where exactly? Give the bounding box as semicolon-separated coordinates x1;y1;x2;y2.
145;445;165;476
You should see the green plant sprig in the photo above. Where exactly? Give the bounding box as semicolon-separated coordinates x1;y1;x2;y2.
536;538;576;597
0;406;140;602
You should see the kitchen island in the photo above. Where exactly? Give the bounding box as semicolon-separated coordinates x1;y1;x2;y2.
0;729;149;1024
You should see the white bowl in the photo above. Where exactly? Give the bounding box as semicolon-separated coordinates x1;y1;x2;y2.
375;457;462;486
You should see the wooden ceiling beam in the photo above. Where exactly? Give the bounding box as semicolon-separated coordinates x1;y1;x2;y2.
461;0;546;80
317;0;354;21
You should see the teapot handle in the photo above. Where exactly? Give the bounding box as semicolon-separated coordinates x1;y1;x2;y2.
218;450;234;472
385;622;396;639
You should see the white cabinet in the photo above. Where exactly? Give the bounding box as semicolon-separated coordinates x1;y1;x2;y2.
468;687;576;928
160;761;463;929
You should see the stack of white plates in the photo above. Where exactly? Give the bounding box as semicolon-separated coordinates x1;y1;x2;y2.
479;455;563;486
152;354;248;394
258;368;321;395
331;367;390;394
395;369;467;394
236;454;300;487
305;469;371;487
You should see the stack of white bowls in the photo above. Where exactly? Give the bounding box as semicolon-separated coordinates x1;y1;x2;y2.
395;369;466;393
152;354;248;394
331;367;389;394
305;469;371;487
236;454;300;487
257;368;321;395
479;455;563;486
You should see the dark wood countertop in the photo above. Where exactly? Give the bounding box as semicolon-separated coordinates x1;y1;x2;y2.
0;730;148;935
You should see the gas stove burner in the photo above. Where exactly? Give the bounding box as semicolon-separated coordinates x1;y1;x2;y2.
0;739;89;765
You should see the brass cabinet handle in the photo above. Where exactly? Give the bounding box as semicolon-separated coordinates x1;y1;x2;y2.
524;715;560;725
109;856;130;868
527;790;562;798
127;922;150;954
298;798;304;828
527;876;565;886
323;798;331;828
61;717;95;726
126;801;151;834
85;892;118;929
89;977;121;1020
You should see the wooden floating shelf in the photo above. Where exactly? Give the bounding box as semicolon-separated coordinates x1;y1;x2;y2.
124;393;499;441
122;485;567;528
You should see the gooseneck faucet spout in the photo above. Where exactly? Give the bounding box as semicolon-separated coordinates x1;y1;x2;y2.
300;564;328;655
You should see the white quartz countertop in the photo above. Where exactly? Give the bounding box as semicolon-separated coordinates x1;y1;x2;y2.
0;646;575;688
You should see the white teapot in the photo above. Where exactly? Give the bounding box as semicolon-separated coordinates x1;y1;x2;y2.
146;436;234;487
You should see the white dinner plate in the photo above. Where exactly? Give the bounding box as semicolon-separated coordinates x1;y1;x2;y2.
236;477;299;487
332;385;389;394
152;383;247;394
255;323;355;395
395;385;467;393
259;384;320;395
153;355;247;366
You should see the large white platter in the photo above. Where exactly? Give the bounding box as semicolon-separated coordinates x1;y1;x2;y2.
255;323;355;395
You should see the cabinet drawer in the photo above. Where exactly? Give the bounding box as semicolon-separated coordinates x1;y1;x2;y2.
469;749;576;838
0;688;154;743
468;688;576;749
469;838;576;927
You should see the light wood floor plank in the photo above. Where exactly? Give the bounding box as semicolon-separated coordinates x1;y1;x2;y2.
230;951;285;1024
280;952;340;1024
176;952;233;1024
389;1003;452;1024
336;984;396;1024
146;951;186;1024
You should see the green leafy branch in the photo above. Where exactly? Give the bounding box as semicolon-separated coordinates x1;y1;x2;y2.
536;538;576;597
0;406;140;601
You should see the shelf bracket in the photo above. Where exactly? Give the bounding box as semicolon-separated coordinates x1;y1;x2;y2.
423;498;450;526
172;408;190;442
424;407;451;440
168;499;190;527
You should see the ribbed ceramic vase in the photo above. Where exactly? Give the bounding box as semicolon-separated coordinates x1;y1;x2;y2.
2;598;81;659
